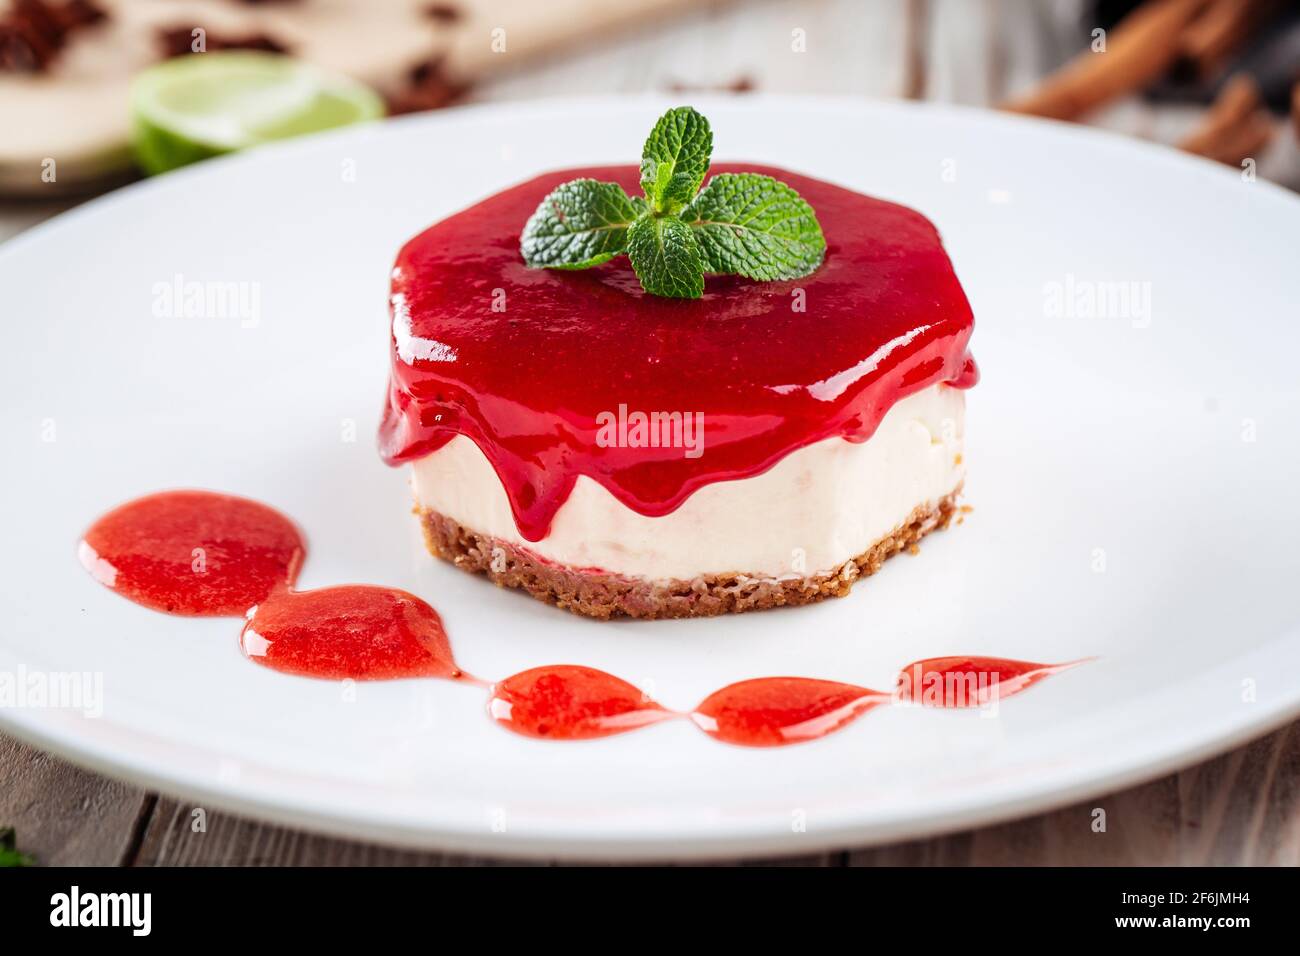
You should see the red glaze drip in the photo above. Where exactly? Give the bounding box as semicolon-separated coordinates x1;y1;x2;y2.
379;164;978;541
488;665;673;740
894;656;1084;708
241;585;464;682
79;490;303;616
691;677;888;747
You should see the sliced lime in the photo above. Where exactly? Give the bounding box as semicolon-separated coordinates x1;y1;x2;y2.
130;51;385;175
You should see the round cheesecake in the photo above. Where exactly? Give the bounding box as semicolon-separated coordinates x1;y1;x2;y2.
380;164;977;619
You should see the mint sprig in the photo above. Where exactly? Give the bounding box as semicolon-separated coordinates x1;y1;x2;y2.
519;106;826;299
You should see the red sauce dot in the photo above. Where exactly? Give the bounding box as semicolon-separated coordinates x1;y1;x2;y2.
240;585;462;681
79;490;303;616
691;677;886;747
894;656;1083;707
488;665;672;740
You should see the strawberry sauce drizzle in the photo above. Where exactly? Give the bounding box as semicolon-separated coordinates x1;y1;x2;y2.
80;490;1085;747
691;677;889;747
241;585;464;682
80;490;466;684
78;490;304;616
894;656;1091;708
488;665;673;739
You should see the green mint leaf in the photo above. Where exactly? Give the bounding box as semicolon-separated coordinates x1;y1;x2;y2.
682;173;826;280
0;828;35;867
639;106;712;214
627;214;704;299
520;179;645;270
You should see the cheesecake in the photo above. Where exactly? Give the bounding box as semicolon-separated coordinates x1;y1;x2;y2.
379;162;976;619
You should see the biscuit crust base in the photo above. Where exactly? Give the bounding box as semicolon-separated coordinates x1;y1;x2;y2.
417;490;960;621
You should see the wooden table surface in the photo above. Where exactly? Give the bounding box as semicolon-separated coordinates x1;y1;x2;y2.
3;0;1298;866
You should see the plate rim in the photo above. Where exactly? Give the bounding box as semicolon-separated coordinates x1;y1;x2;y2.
3;685;1297;860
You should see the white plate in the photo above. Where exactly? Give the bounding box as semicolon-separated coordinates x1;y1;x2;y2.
3;97;1299;861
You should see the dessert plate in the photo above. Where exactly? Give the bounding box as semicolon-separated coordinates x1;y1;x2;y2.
3;96;1298;860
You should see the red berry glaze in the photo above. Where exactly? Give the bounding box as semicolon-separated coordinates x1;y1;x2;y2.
379;164;977;541
488;665;673;740
79;490;303;616
895;656;1087;708
241;584;464;682
77;491;1088;744
691;676;888;747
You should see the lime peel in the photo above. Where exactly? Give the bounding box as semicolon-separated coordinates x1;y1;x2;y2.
130;51;385;175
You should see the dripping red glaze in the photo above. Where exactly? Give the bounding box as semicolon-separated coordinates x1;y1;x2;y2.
241;585;464;682
691;677;888;747
894;656;1084;708
379;164;978;541
78;490;303;616
488;665;673;740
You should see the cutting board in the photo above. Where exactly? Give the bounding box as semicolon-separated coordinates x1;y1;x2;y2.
0;0;704;194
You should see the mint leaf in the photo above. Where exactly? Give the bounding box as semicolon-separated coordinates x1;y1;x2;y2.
627;214;704;299
0;828;35;867
682;173;826;280
520;179;645;269
639;106;712;214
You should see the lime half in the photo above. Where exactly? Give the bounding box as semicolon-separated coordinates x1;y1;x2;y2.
131;51;385;175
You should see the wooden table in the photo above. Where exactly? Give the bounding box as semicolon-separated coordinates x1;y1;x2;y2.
3;0;1297;866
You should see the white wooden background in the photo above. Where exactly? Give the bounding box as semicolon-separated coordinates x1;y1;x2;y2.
2;0;1297;865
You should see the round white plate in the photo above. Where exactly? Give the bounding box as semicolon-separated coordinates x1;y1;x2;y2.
3;97;1299;860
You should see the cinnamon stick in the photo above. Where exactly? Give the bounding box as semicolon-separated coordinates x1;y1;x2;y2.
1201;112;1275;166
1179;0;1277;79
902;0;929;101
1178;73;1259;154
1180;75;1276;166
1001;0;1210;121
1293;79;1300;143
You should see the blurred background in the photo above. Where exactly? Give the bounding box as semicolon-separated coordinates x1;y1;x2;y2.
1;0;1298;237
